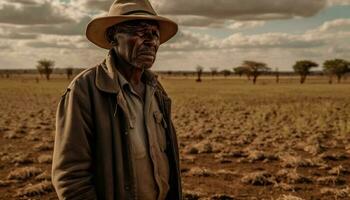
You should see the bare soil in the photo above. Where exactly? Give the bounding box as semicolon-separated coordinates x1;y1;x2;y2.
0;77;349;200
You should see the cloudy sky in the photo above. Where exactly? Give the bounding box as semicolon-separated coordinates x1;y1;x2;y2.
0;0;349;71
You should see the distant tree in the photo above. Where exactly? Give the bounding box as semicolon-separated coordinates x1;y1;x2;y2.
37;67;44;78
275;68;280;84
66;67;74;80
233;66;248;77
5;70;10;78
37;59;55;80
222;69;231;78
196;65;203;82
240;60;270;84
210;67;218;80
323;59;350;84
293;60;318;84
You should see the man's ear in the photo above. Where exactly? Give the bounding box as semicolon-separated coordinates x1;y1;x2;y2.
109;34;118;46
105;28;119;46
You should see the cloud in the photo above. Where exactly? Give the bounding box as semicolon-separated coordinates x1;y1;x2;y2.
165;15;227;28
227;21;266;30
161;30;216;51
0;40;13;50
162;17;350;53
151;0;327;20
328;45;350;54
19;16;92;36
75;0;111;12
0;26;38;39
166;16;266;30
327;0;350;6
0;0;349;70
317;18;350;32
161;30;326;52
0;0;81;25
25;35;93;49
73;0;327;27
219;33;325;49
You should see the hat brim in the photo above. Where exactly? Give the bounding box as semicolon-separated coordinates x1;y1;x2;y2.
86;15;178;49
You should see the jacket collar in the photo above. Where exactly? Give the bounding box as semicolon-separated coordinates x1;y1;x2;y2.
95;49;158;94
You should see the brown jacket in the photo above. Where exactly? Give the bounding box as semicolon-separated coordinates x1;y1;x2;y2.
52;59;182;200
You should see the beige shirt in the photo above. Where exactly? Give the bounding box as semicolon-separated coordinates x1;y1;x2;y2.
117;72;170;200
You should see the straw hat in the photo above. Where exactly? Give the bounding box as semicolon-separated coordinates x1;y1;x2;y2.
86;0;178;49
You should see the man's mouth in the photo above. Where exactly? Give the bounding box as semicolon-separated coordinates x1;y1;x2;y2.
138;52;156;58
138;51;155;55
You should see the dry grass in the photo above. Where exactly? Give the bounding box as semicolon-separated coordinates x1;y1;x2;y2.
0;77;349;199
187;167;215;177
34;142;53;152
241;171;276;186
183;190;204;200
316;176;346;186
210;194;235;200
11;153;34;166
7;167;42;181
16;181;53;197
276;168;312;184
320;187;350;198
37;154;52;164
35;171;51;181
276;194;305;200
328;165;350;176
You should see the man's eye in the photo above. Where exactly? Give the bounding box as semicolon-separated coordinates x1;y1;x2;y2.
135;31;145;37
153;31;160;38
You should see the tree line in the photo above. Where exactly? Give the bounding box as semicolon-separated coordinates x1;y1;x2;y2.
195;59;350;84
3;58;348;84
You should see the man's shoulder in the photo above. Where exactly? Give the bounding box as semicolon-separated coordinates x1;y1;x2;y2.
67;63;102;90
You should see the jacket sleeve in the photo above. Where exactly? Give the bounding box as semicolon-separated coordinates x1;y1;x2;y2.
52;80;97;200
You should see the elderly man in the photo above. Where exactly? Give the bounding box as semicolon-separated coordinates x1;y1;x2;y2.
51;0;182;199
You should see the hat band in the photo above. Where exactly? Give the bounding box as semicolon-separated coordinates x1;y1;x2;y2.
122;10;156;16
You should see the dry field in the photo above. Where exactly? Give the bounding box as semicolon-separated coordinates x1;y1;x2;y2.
0;75;349;200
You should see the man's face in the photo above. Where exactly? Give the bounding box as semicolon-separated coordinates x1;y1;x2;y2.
112;20;160;70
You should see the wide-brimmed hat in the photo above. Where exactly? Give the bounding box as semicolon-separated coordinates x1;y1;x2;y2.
86;0;178;49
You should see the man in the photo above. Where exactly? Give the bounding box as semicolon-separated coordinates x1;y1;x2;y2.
51;0;182;199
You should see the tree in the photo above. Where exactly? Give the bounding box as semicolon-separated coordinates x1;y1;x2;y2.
196;65;203;82
233;66;248;77
210;67;218;80
66;67;74;80
240;60;270;84
37;59;55;80
182;72;188;79
275;68;280;84
5;70;10;79
323;59;350;84
222;69;231;78
293;60;318;84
